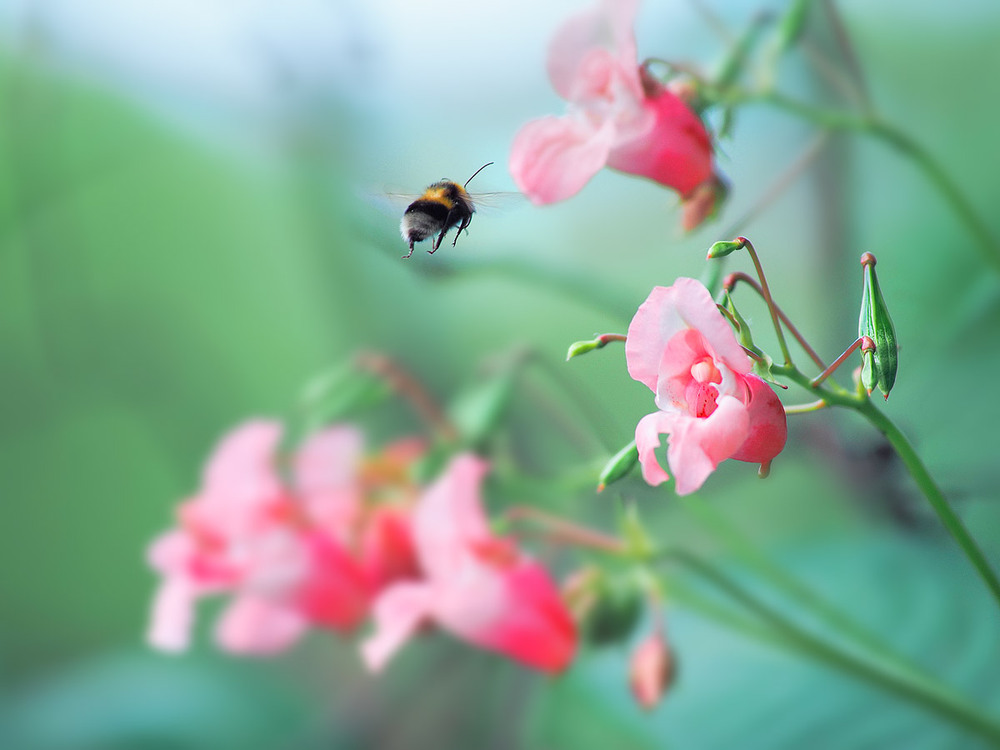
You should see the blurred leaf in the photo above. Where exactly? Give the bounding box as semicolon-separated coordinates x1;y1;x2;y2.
526;534;1000;749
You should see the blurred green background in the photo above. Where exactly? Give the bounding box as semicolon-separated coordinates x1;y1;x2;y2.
2;0;1000;747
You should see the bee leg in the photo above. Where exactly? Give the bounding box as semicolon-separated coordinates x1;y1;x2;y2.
402;241;415;259
452;215;472;247
428;228;446;254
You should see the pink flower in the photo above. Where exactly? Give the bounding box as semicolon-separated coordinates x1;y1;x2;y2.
509;0;714;210
626;278;787;494
146;421;421;654
361;454;576;673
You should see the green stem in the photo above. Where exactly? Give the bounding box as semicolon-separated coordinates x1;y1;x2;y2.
853;399;1000;610
678;495;936;681
731;92;1000;275
737;237;793;365
658;551;1000;744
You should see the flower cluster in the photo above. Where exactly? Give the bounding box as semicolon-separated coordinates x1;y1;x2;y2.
146;423;576;672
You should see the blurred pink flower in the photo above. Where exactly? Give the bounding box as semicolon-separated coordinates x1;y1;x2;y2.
361;454;576;673
146;421;422;654
626;278;787;494
509;0;714;212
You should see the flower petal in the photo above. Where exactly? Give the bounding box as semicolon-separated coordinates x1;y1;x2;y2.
635;410;677;487
361;507;420;590
147;578;198;653
626;279;751;392
465;562;576;673
214;595;308;655
547;0;640;100
361;582;434;672
293;425;363;496
412;454;492;579
606;88;713;196
295;531;372;631
294;426;364;532
510;115;614;205
666;395;750;495
729;375;788;464
202;420;283;499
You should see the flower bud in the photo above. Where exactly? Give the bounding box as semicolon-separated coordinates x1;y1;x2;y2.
707;238;745;259
566;333;626;361
858;253;898;399
597;440;639;492
629;629;676;710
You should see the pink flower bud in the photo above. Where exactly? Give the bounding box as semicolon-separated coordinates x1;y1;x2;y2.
629;630;676;710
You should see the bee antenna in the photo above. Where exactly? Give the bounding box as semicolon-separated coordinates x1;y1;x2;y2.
464;162;494;189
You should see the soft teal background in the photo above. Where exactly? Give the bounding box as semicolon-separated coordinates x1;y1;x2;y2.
2;1;1000;748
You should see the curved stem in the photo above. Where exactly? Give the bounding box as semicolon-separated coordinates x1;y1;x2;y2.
725;271;826;370
354;351;458;442
853;399;1000;610
658;551;1000;744
736;237;793;365
783;398;828;414
810;336;866;387
729;92;1000;275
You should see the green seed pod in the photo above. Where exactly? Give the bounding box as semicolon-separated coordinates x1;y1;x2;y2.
564;568;644;647
858;253;898;399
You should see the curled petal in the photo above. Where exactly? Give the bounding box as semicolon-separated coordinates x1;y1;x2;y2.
626;279;752;392
510;115;615;205
635;411;677;487
729;375;788;464
667;396;750;495
361;582;434;672
214;595;308;655
547;0;641;100
606;88;713;196
636;396;750;495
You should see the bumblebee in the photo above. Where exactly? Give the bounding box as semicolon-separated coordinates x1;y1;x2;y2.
400;162;493;259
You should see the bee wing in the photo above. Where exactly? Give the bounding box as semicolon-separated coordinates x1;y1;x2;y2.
466;190;525;212
358;188;422;217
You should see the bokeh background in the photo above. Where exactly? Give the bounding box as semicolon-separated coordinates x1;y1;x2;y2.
2;0;1000;747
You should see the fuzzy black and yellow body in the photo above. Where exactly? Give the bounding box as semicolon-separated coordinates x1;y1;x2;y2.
400;162;493;259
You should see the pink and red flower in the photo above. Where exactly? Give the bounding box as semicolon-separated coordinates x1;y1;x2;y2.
361;454;576;674
146;421;421;654
626;278;787;494
509;0;716;218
